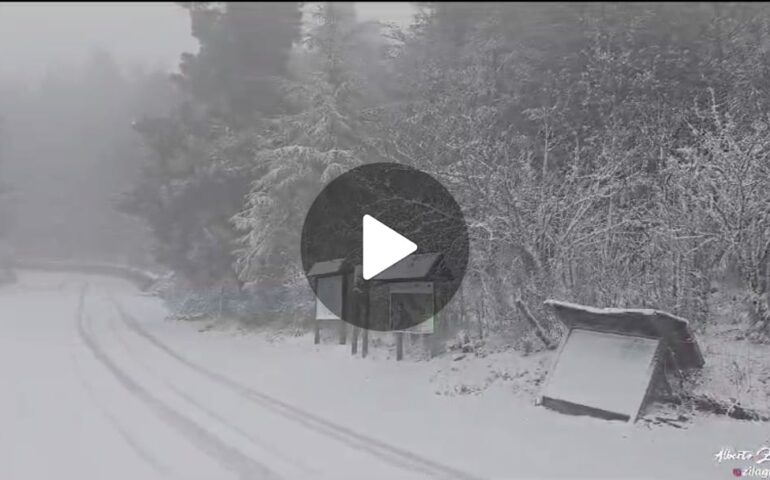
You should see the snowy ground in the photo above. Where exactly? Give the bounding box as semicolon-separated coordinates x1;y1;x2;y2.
1;271;768;480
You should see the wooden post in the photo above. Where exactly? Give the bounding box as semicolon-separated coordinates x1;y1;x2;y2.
362;283;370;358
313;277;321;344
396;332;404;361
429;284;439;359
338;320;347;344
351;326;359;354
350;287;359;355
460;280;467;331
338;275;347;344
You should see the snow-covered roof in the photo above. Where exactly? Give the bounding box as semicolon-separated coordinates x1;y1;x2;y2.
370;252;446;281
307;258;349;277
544;299;704;369
545;299;692;326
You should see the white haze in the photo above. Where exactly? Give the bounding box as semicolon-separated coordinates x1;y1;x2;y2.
0;2;416;84
0;2;196;83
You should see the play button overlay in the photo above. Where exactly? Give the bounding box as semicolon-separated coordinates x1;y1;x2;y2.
362;215;417;280
301;162;469;331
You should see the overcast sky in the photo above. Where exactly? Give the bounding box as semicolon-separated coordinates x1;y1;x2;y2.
0;2;416;84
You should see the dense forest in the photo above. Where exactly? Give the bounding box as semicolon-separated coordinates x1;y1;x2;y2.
4;2;770;346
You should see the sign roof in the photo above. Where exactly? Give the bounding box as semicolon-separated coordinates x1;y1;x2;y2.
544;299;705;369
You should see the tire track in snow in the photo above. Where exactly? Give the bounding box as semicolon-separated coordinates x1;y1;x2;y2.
112;297;485;480
76;285;281;480
71;351;171;477
100;297;320;477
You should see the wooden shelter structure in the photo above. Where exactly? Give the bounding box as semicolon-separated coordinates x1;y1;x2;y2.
540;300;705;423
354;253;454;360
307;258;354;345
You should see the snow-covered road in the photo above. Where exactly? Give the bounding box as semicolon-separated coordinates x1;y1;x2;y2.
1;271;768;480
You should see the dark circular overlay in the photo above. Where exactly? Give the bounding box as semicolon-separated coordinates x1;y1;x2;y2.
301;162;469;331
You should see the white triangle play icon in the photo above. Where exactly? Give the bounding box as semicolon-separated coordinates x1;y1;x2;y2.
362;214;417;280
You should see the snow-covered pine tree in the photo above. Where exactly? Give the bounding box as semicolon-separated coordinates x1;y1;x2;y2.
233;2;384;288
123;2;303;289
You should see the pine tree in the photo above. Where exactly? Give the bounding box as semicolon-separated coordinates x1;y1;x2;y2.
233;2;381;285
123;2;303;286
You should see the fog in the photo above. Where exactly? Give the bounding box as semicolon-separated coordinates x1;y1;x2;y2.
0;3;196;83
0;2;414;83
1;4;769;479
0;2;415;267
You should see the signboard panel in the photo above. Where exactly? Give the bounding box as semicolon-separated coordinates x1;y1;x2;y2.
315;275;343;320
541;328;659;420
389;282;434;334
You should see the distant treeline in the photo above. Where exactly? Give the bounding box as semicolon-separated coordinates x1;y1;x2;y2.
0;51;177;267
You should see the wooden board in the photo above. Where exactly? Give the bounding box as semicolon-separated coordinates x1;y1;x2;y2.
315;275;343;320
307;258;347;277
389;282;435;334
541;328;660;422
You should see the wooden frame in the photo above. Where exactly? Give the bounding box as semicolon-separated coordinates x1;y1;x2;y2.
537;326;572;407
630;339;664;423
349;253;452;361
315;275;344;320
310;269;350;346
388;281;437;361
389;281;435;335
539;327;662;423
540;299;706;423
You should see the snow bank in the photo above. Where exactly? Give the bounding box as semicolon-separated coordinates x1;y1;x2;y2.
12;257;162;290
